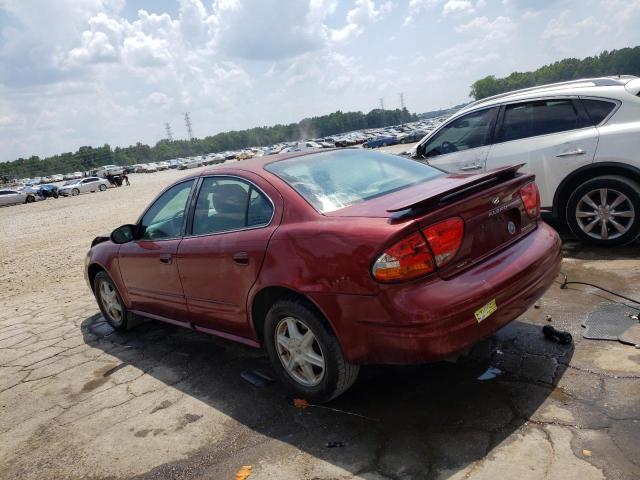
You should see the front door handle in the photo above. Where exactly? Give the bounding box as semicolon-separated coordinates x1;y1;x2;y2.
460;164;482;171
556;149;586;157
233;252;250;265
159;253;172;264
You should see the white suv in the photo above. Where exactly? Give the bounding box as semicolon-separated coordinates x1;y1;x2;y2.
413;76;640;246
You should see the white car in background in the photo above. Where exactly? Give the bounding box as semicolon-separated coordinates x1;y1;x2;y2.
0;189;38;206
413;76;640;246
58;177;110;196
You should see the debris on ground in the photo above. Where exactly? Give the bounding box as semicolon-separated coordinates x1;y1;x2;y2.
619;323;640;347
289;398;378;421
477;366;502;381
582;449;592;457
292;398;310;409
582;303;637;341
543;325;572;345
326;441;346;448
235;465;252;480
240;369;275;388
545;314;553;322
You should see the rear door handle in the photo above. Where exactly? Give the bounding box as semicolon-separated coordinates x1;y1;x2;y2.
460;164;482;171
556;149;586;157
233;252;250;265
159;253;172;264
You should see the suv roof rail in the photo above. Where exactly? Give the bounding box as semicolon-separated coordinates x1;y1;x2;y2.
467;76;639;109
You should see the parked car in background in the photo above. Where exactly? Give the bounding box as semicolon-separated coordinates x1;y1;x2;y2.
363;135;398;148
95;165;125;177
86;149;561;402
37;184;59;198
58;177;110;196
412;76;640;246
0;189;37;206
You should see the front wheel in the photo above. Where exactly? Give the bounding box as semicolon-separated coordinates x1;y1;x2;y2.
25;195;35;203
566;175;640;246
94;271;138;330
71;188;80;196
99;184;107;191
264;298;359;403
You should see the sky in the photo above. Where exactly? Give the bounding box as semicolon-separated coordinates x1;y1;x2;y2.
1;0;640;162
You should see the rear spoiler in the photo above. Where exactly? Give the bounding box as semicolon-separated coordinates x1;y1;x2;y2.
387;164;526;214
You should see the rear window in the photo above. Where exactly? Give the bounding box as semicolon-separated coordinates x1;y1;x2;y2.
498;99;580;142
581;99;617;125
265;150;442;213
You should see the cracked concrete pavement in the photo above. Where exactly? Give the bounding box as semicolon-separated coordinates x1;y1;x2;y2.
1;162;639;479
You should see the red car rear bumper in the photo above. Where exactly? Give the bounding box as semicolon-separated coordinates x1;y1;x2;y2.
309;223;562;364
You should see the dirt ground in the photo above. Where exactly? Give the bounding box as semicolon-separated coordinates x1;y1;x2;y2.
1;156;640;480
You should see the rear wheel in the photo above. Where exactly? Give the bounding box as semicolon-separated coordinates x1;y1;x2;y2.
99;184;106;191
94;271;138;330
72;188;80;196
566;175;640;246
25;195;35;203
264;298;359;403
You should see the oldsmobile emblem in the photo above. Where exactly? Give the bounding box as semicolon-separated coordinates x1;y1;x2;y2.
491;196;501;206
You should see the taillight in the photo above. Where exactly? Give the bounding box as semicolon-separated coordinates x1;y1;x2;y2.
520;182;540;218
372;232;435;283
421;217;464;267
372;217;464;283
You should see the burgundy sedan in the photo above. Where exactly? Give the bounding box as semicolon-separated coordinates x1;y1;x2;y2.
86;149;561;401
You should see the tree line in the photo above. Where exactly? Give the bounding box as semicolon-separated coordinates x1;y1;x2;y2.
470;46;640;100
0;108;416;180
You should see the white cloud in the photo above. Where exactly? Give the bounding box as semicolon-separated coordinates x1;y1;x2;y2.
455;15;516;41
542;11;609;40
332;0;393;42
443;0;475;16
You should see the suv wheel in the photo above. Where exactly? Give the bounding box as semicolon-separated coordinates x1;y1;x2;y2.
264;298;359;403
566;175;640;246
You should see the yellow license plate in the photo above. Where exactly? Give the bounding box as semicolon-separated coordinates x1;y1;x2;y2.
474;299;497;323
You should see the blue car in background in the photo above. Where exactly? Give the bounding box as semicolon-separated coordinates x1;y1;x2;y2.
363;135;398;148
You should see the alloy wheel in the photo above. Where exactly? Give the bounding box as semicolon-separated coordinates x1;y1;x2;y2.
575;188;635;240
99;281;123;325
275;317;325;387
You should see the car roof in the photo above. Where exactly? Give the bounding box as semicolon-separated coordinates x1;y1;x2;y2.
460;76;638;114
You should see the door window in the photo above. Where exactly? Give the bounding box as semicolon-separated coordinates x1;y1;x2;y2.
140;180;195;240
192;177;273;235
581;98;617;125
422;107;497;158
497;99;581;142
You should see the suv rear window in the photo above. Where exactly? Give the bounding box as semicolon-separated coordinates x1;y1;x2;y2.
498;99;580;142
265;150;442;213
581;99;617;125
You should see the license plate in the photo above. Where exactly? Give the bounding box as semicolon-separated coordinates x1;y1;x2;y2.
474;299;497;323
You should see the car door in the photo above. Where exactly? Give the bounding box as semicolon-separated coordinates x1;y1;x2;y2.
0;191;18;206
177;174;281;338
485;98;598;209
118;179;195;322
416;107;499;173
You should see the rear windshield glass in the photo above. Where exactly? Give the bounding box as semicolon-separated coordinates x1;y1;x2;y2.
264;150;442;213
581;99;617;125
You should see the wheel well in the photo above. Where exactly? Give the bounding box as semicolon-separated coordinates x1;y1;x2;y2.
251;286;326;343
87;264;105;292
554;163;640;221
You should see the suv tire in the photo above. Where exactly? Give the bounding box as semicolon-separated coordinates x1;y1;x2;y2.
264;298;359;403
566;175;640;246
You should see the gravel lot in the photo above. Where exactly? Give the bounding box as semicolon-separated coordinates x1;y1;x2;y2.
1;154;640;480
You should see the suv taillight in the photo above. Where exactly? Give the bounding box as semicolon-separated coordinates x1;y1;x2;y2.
372;217;464;283
520;182;540;218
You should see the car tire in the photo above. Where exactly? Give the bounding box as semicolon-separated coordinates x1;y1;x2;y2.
566;175;640;246
264;298;359;403
94;271;139;331
25;195;35;203
99;184;106;191
72;188;80;196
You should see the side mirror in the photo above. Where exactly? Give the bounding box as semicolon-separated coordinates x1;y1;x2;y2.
110;224;136;244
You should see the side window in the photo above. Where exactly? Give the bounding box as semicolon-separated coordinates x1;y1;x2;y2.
192;177;272;235
422;107;497;158
498;99;580;142
140;180;194;240
581;99;617;125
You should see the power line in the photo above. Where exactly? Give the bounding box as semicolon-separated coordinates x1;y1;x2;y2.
184;112;193;141
165;122;173;141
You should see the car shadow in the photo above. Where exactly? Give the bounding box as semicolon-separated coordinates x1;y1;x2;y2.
81;314;574;478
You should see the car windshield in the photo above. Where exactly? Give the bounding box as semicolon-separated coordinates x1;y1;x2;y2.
265;150;443;213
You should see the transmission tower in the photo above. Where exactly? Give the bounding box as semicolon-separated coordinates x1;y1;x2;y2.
379;98;385;110
184;112;193;141
399;92;405;110
165;122;173;141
